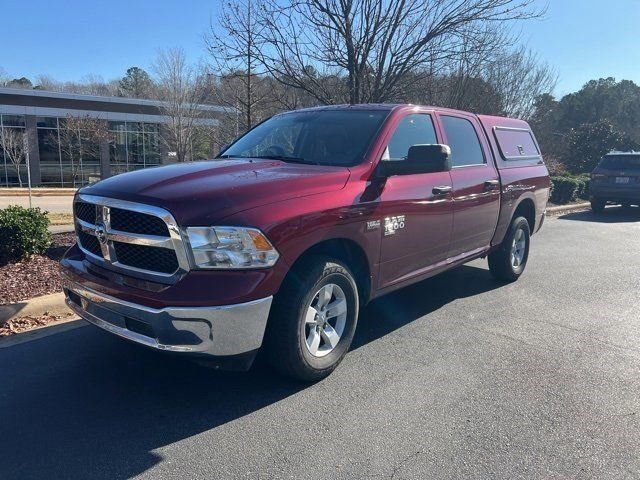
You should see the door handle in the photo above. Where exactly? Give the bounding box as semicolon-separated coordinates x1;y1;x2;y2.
484;179;499;191
432;185;452;196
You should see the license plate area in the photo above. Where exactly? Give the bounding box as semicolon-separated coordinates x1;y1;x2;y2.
615;176;630;184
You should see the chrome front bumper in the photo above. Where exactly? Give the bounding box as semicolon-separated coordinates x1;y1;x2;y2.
64;280;273;359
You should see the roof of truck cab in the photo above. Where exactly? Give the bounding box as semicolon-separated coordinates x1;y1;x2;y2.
281;104;527;124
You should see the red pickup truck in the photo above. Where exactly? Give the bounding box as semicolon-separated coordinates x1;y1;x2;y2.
61;104;550;380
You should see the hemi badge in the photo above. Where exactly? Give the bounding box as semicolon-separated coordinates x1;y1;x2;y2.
366;220;381;231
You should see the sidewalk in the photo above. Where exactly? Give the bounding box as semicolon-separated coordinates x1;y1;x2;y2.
0;194;74;214
0;188;77;196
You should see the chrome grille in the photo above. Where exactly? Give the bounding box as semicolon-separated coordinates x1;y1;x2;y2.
110;208;170;237
73;194;190;283
74;201;98;224
113;242;179;274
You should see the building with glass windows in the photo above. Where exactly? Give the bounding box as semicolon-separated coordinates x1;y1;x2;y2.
0;87;225;187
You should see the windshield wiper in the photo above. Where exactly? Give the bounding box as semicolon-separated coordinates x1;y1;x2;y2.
216;153;318;165
256;155;319;165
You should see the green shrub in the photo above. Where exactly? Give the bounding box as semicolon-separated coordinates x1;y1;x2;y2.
0;205;51;263
575;174;591;200
550;176;581;204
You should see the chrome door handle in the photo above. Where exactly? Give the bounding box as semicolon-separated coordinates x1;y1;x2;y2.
484;179;499;191
432;185;452;195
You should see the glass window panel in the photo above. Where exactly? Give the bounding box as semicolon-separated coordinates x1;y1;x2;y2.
494;127;540;160
60;162;88;187
126;122;143;132
110;164;129;176
36;117;58;128
128;131;144;164
383;114;437;162
108;121;126;132
4;164;28;186
2;115;26;127
40;164;63;185
37;129;61;164
144;123;160;134
80;137;101;165
441;115;485;167
144;132;161;165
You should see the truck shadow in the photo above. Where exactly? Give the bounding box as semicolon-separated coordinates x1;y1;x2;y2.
0;264;499;479
353;264;501;349
558;206;640;223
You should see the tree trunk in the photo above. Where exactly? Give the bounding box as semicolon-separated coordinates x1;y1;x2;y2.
16;166;23;188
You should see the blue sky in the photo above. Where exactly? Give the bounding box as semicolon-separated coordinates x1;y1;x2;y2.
1;0;639;98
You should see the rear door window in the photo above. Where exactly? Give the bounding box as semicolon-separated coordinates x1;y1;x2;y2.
440;115;485;167
494;127;540;160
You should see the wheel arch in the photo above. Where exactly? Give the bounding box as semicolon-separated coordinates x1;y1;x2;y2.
513;197;536;233
286;237;373;305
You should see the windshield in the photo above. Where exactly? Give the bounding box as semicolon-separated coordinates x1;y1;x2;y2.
599;154;640;169
220;110;389;167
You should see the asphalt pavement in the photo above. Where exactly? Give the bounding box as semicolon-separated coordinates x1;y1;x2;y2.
2;207;640;479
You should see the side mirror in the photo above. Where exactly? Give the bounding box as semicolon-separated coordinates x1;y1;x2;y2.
379;144;452;176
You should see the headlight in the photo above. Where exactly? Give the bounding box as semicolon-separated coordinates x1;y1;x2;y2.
185;226;279;269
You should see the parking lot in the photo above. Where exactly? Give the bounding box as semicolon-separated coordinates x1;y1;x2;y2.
2;208;640;479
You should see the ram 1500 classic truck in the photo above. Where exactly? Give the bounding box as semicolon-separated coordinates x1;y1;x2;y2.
61;104;550;381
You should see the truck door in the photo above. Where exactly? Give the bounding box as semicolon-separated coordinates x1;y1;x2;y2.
377;112;454;288
438;113;500;259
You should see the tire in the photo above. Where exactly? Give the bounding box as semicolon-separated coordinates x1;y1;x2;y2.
591;198;606;213
263;256;359;382
488;216;530;282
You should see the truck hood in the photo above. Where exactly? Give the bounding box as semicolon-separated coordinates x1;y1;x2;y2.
82;159;350;225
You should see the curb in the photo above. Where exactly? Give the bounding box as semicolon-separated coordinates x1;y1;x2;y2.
0;317;85;348
0;188;77;197
0;292;71;325
50;224;75;234
546;202;591;216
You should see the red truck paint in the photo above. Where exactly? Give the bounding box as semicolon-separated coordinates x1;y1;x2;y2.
61;104;550;372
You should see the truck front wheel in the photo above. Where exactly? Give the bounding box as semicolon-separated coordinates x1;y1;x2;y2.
591;198;606;213
264;256;359;381
488;216;530;282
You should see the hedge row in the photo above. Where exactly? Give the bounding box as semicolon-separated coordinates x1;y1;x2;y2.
550;175;591;204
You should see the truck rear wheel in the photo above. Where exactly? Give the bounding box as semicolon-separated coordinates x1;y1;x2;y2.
263;256;359;381
488;216;530;282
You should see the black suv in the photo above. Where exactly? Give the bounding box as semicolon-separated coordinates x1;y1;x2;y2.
590;152;640;212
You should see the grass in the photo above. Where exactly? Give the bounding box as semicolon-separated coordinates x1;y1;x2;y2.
47;213;74;226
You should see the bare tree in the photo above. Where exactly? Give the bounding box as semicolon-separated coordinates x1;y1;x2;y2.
0;128;27;187
484;46;557;119
47;115;112;186
256;0;543;105
153;48;210;162
206;0;271;131
0;66;8;87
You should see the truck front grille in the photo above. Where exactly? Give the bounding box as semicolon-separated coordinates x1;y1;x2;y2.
110;207;170;237
113;242;179;274
74;201;98;224
73;195;190;283
77;230;103;258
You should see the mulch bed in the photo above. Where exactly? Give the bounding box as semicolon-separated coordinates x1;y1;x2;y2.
0;312;76;336
0;233;76;305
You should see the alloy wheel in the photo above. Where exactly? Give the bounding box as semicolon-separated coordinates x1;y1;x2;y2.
303;283;348;357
